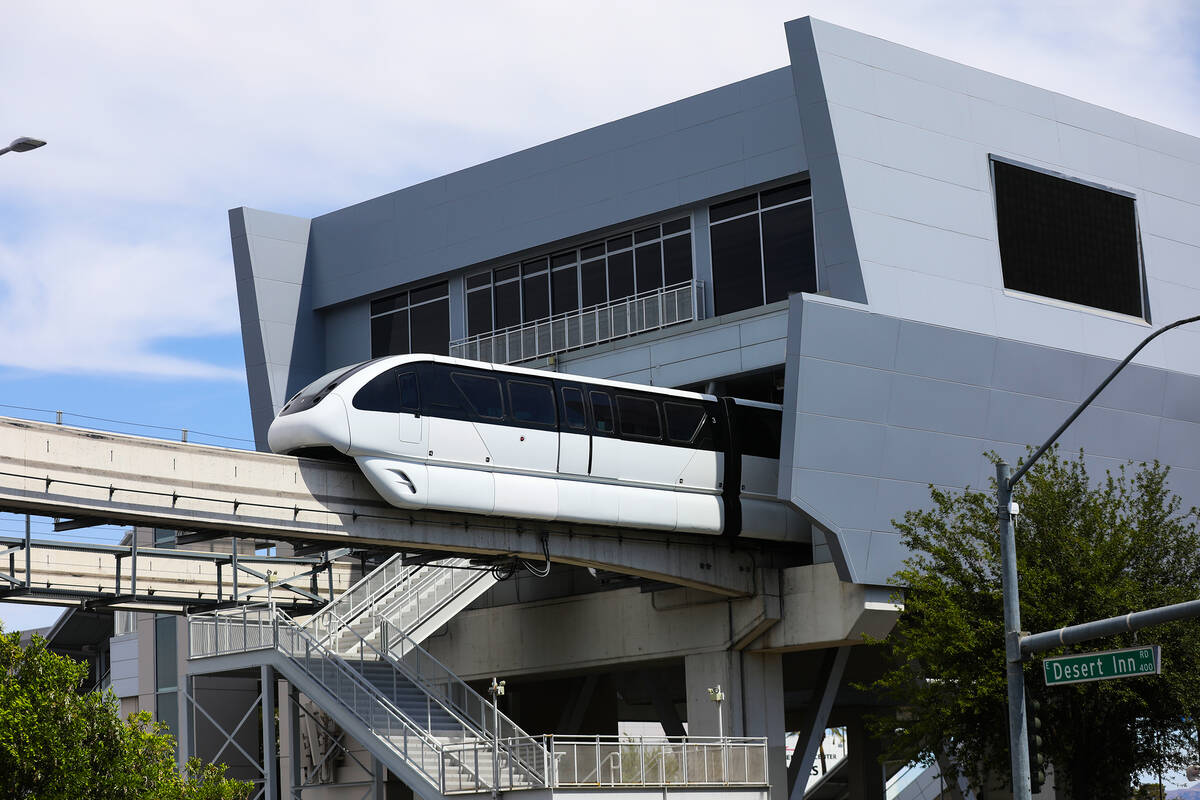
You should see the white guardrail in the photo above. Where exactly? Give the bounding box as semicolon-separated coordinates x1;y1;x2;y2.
450;280;702;365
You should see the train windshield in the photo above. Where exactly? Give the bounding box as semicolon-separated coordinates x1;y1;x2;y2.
279;361;372;417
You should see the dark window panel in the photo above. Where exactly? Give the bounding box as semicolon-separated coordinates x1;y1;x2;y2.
453;373;505;419
634;225;660;244
710;214;763;316
419;363;468;417
760;181;811;208
522;271;550;322
410;281;448;305
371;292;406;316
762;200;816;303
663;233;693;285
994;160;1143;318
635;243;663;294
466;288;493;336
550;251;576;268
371;310;409;358
508;380;556;425
466;273;491;290
522;257;549;274
590;391;615;434
494;281;521;329
409;298;449;355
607;234;632;252
607;251;635;301
561;387;587;430
581;260;608;308
662;217;690;235
552;266;579;314
735;404;782;459
617;394;661;440
354;368;402;412
664;401;706;443
495;265;520;282
581;242;605;260
397;371;419;411
155;616;177;691
710;194;758;222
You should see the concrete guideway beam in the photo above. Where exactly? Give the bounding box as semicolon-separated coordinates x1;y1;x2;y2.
0;417;761;595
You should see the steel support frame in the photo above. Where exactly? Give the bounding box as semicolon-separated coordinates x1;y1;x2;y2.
185;674;271;800
286;685;381;800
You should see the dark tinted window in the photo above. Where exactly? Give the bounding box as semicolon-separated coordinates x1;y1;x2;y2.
397;371;419;410
711;215;763;315
617;394;661;440
410;282;448;304
467;287;492;336
354;369;402;412
710;194;757;222
993;159;1143;318
635;243;662;293
590;391;615;434
762;201;815;303
494;280;521;329
281;362;373;416
509;380;556;425
371;310;408;358
663;233;692;285
581;260;607;307
607;251;635;301
418;363;467;417
561;387;587;430
736;404;782;459
662;217;690;235
552;267;579;314
664;402;706;444
761;181;810;208
634;225;659;244
522;270;549;322
410;298;450;355
453;373;504;419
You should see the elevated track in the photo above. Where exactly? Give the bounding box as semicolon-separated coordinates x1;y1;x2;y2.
0;416;784;595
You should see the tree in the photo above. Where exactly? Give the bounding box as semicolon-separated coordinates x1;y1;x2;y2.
0;623;251;800
866;450;1200;800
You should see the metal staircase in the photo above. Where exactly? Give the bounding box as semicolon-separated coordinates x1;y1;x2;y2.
304;554;497;657
189;603;549;798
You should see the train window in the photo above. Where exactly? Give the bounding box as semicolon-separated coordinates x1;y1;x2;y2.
353;368;402;412
590;391;615;434
452;373;504;419
735;404;782;459
664;402;705;444
560;387;587;430
617;394;662;441
418;363;469;419
397;371;419;411
509;380;556;426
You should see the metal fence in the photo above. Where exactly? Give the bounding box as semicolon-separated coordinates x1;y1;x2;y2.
548;736;769;787
450;280;702;365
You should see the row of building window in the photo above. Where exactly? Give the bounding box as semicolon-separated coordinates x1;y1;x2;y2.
368;178;817;359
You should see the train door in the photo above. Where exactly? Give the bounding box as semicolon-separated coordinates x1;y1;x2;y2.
396;369;422;443
494;376;558;473
557;383;590;475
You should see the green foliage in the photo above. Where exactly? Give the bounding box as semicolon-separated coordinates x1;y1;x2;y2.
0;623;251;800
866;450;1200;800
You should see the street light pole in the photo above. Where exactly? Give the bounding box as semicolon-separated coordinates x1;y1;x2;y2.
999;314;1200;800
0;137;46;157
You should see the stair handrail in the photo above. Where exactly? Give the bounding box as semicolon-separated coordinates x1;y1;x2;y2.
304;553;414;643
380;618;551;785
189;604;453;789
373;557;480;630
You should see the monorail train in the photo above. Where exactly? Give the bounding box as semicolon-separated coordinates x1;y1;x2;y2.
268;355;804;542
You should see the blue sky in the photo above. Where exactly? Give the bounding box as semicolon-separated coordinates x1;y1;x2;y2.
2;2;1200;752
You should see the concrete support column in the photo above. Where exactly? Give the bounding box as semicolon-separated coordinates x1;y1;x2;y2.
741;653;787;800
685;651;739;738
845;713;885;800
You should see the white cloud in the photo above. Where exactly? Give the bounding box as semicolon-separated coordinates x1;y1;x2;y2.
0;1;1196;378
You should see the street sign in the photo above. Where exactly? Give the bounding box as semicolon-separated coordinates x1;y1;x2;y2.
1043;645;1161;686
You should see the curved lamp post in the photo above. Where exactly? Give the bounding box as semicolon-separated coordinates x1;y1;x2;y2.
0;137;47;157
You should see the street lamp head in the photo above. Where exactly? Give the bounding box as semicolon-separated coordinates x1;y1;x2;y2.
8;137;46;153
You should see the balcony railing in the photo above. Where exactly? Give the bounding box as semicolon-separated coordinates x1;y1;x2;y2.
450;280;703;365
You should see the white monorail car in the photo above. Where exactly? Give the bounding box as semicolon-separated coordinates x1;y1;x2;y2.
268;355;804;542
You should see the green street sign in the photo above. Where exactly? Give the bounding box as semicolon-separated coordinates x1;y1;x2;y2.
1043;645;1161;686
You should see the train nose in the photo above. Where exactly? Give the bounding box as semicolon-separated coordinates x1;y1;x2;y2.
267;395;352;454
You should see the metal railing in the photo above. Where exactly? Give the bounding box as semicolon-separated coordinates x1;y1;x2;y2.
450;280;703;364
372;558;489;643
188;605;458;791
304;553;413;645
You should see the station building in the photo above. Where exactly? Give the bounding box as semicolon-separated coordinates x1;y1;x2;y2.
215;14;1200;800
